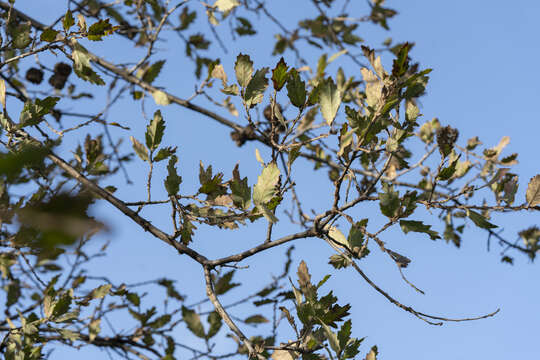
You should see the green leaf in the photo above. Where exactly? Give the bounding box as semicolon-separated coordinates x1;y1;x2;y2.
329;254;351;269
525;175;540;207
91;284;112;299
157;278;184;300
154;146;176;162
253;162;280;205
128;307;157;325
286;68;306;108
57;329;80;341
379;183;399;218
19;96;60;128
272;57;289;91
235;16;256;36
72;43;105;85
235;53;253;88
399;220;440;240
317;54;328;78
182;306;205;338
338;319;352;351
468;210;498;229
230;164;251;209
406;101;420;123
63;10;75;32
126;292;140;306
16;193;100;252
392;43;412;77
287;146;301;173
180;215;196;245
207;311;222;339
87;19;113;41
343;338;363;359
308;83;321;106
12;23;31;49
179;7;197;30
164;155;182;195
438;156;460;181
6;280;21;307
148;314;171;329
53;310;79;323
40;29;59;42
296;260;312;294
130;136;149;162
198;163;226;198
52;293;72;318
142;60;165;84
221;84;239;95
244;67;268;108
214;271;240;295
347;221;368;257
145;110;165;151
419;118;440;144
319;77;341;125
244;314;269;324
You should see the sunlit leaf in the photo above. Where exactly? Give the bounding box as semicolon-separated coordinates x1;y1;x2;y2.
253;162;280;205
214;0;240;12
526;175;540;207
146;110;166;151
72;42;105;85
130;136;149;162
319;77;341;125
244;67;268;108
152;90;170;105
235;53;253;88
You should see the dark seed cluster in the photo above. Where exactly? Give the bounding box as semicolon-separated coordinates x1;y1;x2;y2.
25;67;44;84
48;62;72;90
230;125;256;147
436;125;459;157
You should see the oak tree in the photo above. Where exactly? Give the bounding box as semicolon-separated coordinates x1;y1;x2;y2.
0;1;538;359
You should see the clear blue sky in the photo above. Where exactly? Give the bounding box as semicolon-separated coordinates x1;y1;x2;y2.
16;1;540;359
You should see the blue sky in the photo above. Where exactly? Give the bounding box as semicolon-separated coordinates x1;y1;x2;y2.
14;1;540;359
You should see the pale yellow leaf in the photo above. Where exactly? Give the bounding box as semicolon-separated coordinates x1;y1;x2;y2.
328;49;348;63
214;0;239;12
255;148;264;165
152;90;170;106
526;175;540;207
0;79;5;109
361;67;382;108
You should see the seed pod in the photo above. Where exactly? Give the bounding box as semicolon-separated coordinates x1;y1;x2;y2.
436;125;459;158
54;62;72;77
25;67;44;84
49;73;68;90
